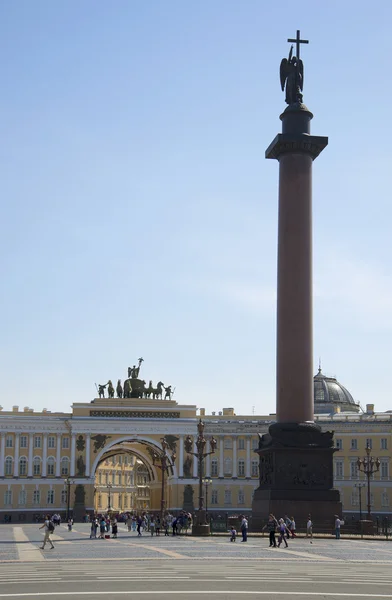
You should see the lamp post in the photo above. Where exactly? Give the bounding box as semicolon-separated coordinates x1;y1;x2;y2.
354;482;366;521
150;438;176;520
64;477;74;521
202;476;212;521
185;419;217;535
357;446;380;520
106;483;113;512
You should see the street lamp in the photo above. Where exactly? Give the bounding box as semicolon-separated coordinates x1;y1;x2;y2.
185;419;217;535
354;482;366;521
357;446;380;521
150;438;176;520
63;477;75;521
106;483;113;512
202;476;212;520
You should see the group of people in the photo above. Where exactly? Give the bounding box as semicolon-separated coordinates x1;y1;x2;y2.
263;514;297;548
90;516;118;539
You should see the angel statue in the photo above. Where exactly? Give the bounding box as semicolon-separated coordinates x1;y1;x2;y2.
280;45;304;105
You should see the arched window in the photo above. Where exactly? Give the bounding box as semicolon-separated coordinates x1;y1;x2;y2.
33;457;41;476
19;456;27;476
18;490;27;505
238;459;245;477
47;456;55;476
61;457;69;476
238;489;245;504
211;459;218;477
224;457;232;476
5;457;12;476
33;490;40;505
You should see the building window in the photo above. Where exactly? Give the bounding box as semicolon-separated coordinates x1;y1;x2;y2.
350;462;359;479
18;490;26;505
20;436;27;449
335;439;343;450
62;437;69;449
238;489;245;504
98;472;102;484
210;490;218;505
118;455;123;465
224;489;232;505
238;438;245;450
123;495;128;508
47;490;54;505
211;459;218;477
61;490;67;504
366;438;372;450
238;459;245;477
112;472;115;485
6;436;13;448
382;491;389;507
112;457;116;466
252;438;258;450
335;461;343;479
251;460;259;477
118;473;122;486
105;473;109;485
34;436;42;449
33;457;41;476
48;436;55;449
47;457;55;476
5;457;12;476
224;458;232;476
381;438;388;450
351;490;359;506
224;438;232;449
4;490;12;505
61;457;69;476
350;439;357;450
381;461;389;479
33;490;40;505
98;494;102;508
19;456;27;476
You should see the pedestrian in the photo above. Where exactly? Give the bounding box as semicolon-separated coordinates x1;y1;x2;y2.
67;518;73;531
39;514;55;550
126;514;132;532
290;516;296;538
277;518;289;548
112;517;118;539
284;515;292;538
172;517;178;536
150;516;155;537
306;515;313;538
100;517;106;539
156;516;161;536
240;515;248;542
263;514;278;548
335;515;342;539
137;515;142;537
163;516;169;536
90;518;98;539
229;527;237;542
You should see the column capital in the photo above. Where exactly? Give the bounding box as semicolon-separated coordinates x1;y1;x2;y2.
266;133;328;161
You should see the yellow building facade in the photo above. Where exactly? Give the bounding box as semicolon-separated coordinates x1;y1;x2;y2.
0;368;391;523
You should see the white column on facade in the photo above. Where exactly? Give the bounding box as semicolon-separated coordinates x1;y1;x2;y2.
206;453;211;477
56;434;61;477
246;436;251;478
192;441;198;478
28;434;34;477
13;433;20;477
85;434;91;477
0;433;5;477
70;434;76;477
179;435;184;477
232;436;237;478
42;434;48;477
219;437;224;478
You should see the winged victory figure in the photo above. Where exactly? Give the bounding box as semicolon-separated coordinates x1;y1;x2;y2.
280;45;304;105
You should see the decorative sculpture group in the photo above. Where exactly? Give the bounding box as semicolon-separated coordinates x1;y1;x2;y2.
95;357;175;400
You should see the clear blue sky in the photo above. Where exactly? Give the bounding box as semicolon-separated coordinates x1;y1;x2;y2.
1;0;391;416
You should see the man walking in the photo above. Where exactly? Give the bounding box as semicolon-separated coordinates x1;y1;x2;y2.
335;515;342;539
39;514;55;550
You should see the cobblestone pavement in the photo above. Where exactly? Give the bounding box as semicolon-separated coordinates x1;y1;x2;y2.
1;524;392;598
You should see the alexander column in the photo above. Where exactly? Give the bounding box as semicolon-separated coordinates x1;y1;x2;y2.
252;31;341;530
